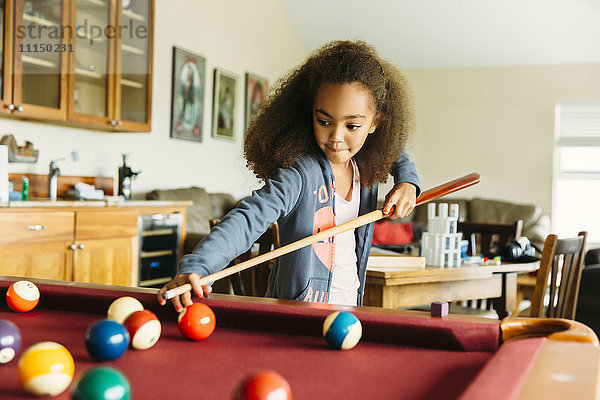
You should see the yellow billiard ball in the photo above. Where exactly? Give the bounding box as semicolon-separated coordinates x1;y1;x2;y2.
17;341;74;396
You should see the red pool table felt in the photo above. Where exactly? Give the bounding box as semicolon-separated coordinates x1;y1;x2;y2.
0;278;546;400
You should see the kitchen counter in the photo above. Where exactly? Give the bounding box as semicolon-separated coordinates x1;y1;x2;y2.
0;199;193;208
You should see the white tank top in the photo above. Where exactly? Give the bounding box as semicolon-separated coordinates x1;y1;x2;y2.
329;158;361;306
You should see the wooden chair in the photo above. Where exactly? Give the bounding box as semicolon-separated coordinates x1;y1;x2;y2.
529;232;587;319
585;248;600;266
457;220;523;257
454;221;523;313
575;264;600;337
209;219;279;297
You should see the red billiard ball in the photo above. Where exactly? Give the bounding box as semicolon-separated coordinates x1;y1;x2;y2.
233;370;292;400
124;310;161;350
6;281;40;312
177;303;215;341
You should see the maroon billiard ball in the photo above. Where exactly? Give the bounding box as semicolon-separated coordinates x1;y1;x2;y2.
123;310;161;350
233;370;292;400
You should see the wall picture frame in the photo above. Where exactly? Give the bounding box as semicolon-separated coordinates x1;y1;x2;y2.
244;72;269;133
170;47;205;142
212;68;238;141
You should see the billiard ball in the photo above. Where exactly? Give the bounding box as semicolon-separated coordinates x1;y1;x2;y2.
177;303;216;341
107;296;144;324
17;341;74;396
322;311;362;350
123;310;161;350
0;319;22;364
72;366;131;400
85;319;130;361
6;280;40;312
233;370;292;400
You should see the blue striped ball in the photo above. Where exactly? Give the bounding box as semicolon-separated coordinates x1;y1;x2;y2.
322;311;362;350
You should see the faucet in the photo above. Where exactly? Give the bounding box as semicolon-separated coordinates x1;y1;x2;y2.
48;159;62;201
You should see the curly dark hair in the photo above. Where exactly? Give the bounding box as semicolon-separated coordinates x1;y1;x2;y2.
244;40;415;188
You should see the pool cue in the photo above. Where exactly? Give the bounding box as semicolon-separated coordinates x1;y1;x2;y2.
163;172;480;300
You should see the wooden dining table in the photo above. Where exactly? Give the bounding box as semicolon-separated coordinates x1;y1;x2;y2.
364;259;539;319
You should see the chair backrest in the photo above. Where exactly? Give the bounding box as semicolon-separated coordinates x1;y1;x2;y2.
457;220;523;257
585;248;600;266
209;219;279;297
530;232;587;319
575;264;600;337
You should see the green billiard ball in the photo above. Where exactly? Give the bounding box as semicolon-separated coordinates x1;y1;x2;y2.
72;366;131;400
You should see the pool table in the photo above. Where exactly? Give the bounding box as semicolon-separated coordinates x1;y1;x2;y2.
1;276;598;400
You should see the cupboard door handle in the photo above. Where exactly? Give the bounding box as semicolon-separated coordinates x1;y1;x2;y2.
109;120;117;126
69;244;77;250
16;105;24;112
117;120;123;126
26;225;46;231
78;243;85;250
6;104;15;111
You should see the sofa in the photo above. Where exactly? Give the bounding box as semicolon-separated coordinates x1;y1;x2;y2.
146;187;238;254
376;197;551;251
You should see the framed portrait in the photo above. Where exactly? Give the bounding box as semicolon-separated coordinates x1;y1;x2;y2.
212;68;238;141
170;47;205;142
244;72;269;133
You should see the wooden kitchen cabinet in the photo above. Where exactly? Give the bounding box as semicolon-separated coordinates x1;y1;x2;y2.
0;0;154;131
0;208;139;285
0;202;189;286
0;210;75;280
72;209;139;286
69;0;154;131
72;236;138;286
0;241;74;281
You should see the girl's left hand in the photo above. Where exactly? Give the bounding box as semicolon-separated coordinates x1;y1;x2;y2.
382;182;417;220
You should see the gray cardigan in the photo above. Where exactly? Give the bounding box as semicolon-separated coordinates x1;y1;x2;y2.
179;149;419;305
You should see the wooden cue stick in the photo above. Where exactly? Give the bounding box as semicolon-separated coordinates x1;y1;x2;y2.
163;172;480;300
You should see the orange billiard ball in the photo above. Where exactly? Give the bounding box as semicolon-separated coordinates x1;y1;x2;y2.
6;281;40;312
233;370;292;400
177;303;215;341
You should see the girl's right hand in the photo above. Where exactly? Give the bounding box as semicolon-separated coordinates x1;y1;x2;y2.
156;273;213;313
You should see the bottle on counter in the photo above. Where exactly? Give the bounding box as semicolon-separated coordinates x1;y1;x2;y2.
21;177;29;201
118;154;140;201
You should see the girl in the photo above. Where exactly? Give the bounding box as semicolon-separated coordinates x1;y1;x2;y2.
158;40;420;309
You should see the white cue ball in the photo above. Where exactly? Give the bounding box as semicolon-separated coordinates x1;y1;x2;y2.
107;296;144;324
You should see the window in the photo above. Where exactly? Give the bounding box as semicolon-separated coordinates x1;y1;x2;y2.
553;102;600;244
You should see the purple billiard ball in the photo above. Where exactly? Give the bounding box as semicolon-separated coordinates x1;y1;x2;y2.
0;319;22;364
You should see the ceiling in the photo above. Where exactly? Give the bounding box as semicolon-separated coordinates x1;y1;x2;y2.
278;0;600;68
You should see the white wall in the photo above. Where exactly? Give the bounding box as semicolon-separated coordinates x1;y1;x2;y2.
380;64;600;216
3;0;306;200
5;3;600;218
